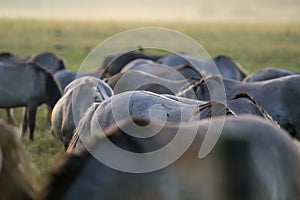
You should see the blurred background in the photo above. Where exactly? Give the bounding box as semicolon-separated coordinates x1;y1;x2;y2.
1;0;300;22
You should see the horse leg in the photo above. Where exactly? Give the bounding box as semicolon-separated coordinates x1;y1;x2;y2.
6;108;15;125
21;108;29;136
28;106;37;141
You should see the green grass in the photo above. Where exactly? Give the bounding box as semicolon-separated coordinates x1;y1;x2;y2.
0;18;299;189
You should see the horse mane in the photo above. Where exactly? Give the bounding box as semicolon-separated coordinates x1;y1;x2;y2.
174;63;193;71
176;75;222;97
230;92;279;127
176;78;203;97
191;101;237;120
28;62;63;108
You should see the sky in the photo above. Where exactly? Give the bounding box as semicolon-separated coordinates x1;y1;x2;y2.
0;0;299;22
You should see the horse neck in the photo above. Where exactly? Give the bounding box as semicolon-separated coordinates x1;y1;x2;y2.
45;72;62;109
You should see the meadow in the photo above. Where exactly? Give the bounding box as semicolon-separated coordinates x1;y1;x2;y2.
0;18;299;189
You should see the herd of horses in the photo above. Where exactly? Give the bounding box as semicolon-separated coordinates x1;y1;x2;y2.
0;49;300;199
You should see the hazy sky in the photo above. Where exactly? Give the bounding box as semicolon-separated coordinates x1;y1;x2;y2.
0;0;299;21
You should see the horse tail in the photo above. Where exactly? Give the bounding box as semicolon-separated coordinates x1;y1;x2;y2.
191;101;237;120
67;103;99;153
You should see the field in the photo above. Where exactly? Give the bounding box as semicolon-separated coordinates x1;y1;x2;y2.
0;18;299;190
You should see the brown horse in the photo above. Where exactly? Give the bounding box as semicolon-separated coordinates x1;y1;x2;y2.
0;120;37;200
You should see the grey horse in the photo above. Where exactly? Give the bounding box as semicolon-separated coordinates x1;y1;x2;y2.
0;62;62;140
243;67;296;82
69;90;234;142
54;69;100;91
165;93;275;122
1;51;66;124
41;115;300;200
121;60;201;81
100;51;162;78
0;52;27;64
106;70;195;95
0;52;28;124
0;51;66;73
158;53;246;81
27;51;66;73
181;75;300;139
51;76;113;149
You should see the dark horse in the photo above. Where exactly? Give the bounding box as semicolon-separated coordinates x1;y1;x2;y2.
40;116;300;200
100;50;162;78
0;62;62;140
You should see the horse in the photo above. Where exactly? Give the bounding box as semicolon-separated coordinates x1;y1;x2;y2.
243;67;296;82
0;62;62;140
1;51;66;73
68;90;235;143
27;51;66;73
107;72;274;123
121;61;202;81
120;58;155;72
41;115;300;200
0;120;37;200
100;50;162;78
180;75;300;139
51;76;113;149
227;92;275;121
54;69;100;91
0;51;65;124
106;70;195;95
165;92;276;124
158;53;247;81
157;52;188;66
0;52;27;64
0;52;28;124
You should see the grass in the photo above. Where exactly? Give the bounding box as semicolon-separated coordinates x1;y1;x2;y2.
0;18;299;189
